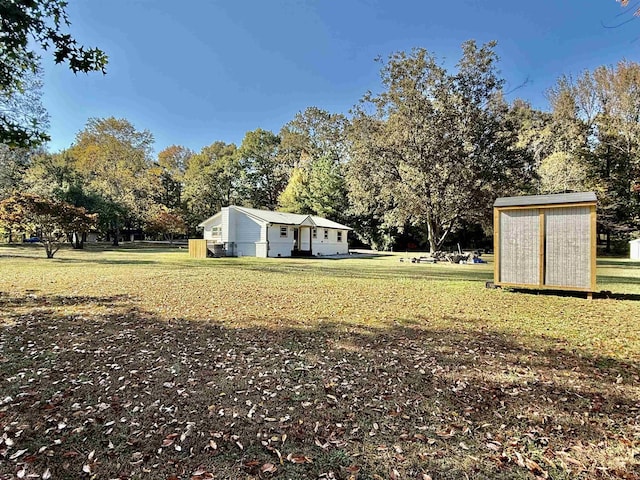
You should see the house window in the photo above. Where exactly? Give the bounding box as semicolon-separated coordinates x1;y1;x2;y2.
337;231;343;242
324;229;329;240
211;226;222;237
312;228;317;239
280;226;288;238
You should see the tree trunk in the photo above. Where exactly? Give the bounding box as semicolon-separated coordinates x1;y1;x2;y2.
112;220;120;247
427;221;438;253
72;232;84;249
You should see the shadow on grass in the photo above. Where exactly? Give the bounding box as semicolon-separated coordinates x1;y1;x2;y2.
503;287;640;301
0;292;133;309
597;258;640;268
1;291;638;479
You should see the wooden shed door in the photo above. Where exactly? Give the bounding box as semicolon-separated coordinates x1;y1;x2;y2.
544;207;591;288
499;209;540;285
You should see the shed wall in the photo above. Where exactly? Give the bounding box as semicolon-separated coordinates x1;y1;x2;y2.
545;207;591;288
499;210;539;285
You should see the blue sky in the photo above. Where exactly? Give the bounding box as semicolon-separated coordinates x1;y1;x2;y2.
41;0;640;155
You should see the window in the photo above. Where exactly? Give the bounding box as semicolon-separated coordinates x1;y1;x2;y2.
211;226;222;236
337;231;343;242
312;228;317;239
324;229;329;240
280;226;288;237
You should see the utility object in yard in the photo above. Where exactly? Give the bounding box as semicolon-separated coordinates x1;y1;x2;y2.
493;192;597;297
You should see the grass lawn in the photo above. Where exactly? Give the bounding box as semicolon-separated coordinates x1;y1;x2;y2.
0;244;639;479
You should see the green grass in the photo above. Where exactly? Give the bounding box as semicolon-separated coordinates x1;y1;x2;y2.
0;244;639;479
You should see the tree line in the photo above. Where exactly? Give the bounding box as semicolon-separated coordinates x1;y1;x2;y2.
1;41;639;255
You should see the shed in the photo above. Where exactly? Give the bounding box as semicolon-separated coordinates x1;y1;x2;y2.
631;238;640;260
493;192;597;294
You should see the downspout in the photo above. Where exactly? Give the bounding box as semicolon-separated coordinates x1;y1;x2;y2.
266;223;270;258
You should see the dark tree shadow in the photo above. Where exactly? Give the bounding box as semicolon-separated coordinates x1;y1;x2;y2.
0;292;638;479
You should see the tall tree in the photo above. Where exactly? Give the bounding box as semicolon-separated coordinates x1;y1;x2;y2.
182;141;239;232
154;145;192;209
71;117;154;245
277;107;350;221
347;41;524;252
0;144;32;199
542;63;640;248
237;129;286;210
1;0;107;147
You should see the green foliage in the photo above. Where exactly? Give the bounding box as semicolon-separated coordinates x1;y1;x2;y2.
536;62;640;246
70;117;154;245
238;129;286;210
347;41;525;252
182;141;239;232
0;144;32;199
0;67;49;148
277;107;350;223
278;167;309;214
0;193;96;257
0;0;107;148
154;145;193;209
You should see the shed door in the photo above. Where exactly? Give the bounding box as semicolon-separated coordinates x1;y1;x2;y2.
499;209;540;285
544;207;591;288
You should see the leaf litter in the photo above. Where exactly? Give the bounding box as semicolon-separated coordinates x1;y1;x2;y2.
0;247;639;478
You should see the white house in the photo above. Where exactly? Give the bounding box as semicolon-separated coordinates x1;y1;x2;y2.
198;206;352;258
631;238;640;260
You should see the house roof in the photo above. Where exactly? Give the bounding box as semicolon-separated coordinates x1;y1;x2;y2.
198;206;352;230
494;192;597;208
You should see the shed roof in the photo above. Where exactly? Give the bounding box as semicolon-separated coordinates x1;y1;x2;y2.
494;192;597;208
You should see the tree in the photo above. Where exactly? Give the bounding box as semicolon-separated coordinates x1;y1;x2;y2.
278;167;309;214
538;151;590;193
277;107;350;221
347;41;524;252
238;129;286;210
0;144;32;200
1;0;107;147
0;66;49;148
145;207;186;244
71;117;154;245
0;193;96;257
182;141;239;233
154;145;193;209
541;63;640;249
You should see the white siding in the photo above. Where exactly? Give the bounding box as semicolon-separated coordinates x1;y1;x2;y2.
545;207;591;288
499;210;540;285
268;224;295;257
234;210;262;242
203;216;223;241
222;207;230;243
313;229;349;256
631;239;640;260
